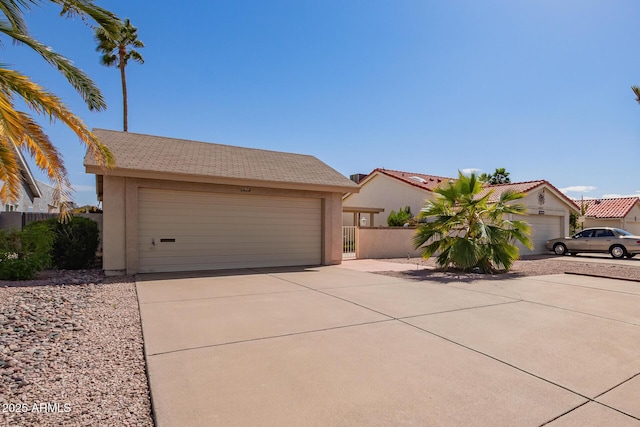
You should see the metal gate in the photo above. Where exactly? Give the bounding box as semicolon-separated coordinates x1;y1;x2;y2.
342;226;356;259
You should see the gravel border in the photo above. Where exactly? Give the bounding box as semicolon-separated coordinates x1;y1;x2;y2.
0;270;153;427
375;255;640;283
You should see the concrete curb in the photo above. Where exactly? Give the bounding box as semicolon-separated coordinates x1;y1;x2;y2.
564;271;640;283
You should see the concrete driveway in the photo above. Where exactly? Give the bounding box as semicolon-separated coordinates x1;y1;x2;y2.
137;262;640;426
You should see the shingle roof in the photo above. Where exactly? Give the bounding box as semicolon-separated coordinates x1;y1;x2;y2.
580;197;639;219
84;129;358;191
368;168;453;191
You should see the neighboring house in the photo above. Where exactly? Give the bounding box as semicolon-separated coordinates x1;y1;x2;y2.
476;181;579;255
579;197;640;236
342;168;451;226
84;129;359;276
343;169;579;255
0;148;63;213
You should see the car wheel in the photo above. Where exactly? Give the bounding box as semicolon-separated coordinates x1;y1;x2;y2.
610;245;626;259
553;243;568;256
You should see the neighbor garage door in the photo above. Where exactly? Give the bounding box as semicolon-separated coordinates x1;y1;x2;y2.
137;188;322;273
517;214;563;256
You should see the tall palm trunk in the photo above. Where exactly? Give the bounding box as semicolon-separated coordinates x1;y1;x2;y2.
119;46;127;132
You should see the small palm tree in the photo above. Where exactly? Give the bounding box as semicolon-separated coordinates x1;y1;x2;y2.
0;0;117;206
95;18;144;132
413;172;532;273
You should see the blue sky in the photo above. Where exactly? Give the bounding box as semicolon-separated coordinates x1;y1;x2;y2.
9;0;640;205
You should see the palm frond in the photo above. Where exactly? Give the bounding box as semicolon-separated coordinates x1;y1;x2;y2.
0;133;22;202
0;0;29;33
0;23;106;110
633;86;640;104
54;0;120;35
0;67;114;167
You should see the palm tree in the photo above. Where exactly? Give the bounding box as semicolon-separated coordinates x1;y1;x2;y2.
413;172;532;273
632;86;640;104
478;167;511;185
0;0;116;207
94;18;144;132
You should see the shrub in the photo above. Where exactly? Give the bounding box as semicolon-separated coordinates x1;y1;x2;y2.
39;216;100;270
0;223;55;280
387;206;413;227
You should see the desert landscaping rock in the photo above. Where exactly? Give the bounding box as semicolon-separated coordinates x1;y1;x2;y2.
0;270;152;427
378;255;640;282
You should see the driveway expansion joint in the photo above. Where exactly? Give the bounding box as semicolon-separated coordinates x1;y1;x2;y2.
397;300;523;320
146;318;396;357
593;371;640;400
435;282;640;327
139;288;309;305
399;319;592;400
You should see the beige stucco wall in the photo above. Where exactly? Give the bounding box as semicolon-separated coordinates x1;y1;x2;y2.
100;175;344;275
622;204;640;235
356;227;423;259
343;173;434;226
102;176;126;275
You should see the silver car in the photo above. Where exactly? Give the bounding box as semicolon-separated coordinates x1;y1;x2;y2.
545;227;640;259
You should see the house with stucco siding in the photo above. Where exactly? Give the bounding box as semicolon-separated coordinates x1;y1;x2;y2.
343;168;580;255
85;129;358;275
579;197;640;235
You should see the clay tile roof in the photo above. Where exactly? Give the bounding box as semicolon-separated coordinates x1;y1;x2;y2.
477;180;546;202
477;180;580;210
373;168;454;191
581;197;640;219
84;129;358;191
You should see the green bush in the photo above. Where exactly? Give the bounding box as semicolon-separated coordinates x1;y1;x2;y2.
0;223;55;280
39;216;100;270
387;206;413;227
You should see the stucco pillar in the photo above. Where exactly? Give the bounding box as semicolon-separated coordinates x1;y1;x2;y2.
323;193;343;265
102;176;126;276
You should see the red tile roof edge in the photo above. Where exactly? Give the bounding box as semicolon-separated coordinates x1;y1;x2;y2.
485;180;580;211
369;168;454;192
355;169;580;211
575;197;640;219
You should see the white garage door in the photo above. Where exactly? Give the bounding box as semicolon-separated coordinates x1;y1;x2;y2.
138;188;322;273
517;214;563;256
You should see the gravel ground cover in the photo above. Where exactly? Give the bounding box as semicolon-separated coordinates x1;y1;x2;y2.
376;255;640;283
0;270;152;427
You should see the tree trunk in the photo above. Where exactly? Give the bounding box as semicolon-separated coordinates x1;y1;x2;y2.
119;46;128;132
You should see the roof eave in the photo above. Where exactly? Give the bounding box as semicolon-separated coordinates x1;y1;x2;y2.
85;165;359;194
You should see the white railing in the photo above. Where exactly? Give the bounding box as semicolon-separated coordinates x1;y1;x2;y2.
342;226;356;259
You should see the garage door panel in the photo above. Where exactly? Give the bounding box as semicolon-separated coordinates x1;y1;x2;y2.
139;240;321;254
138;189;322;273
139;223;321;237
138;253;320;272
516;215;563;256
